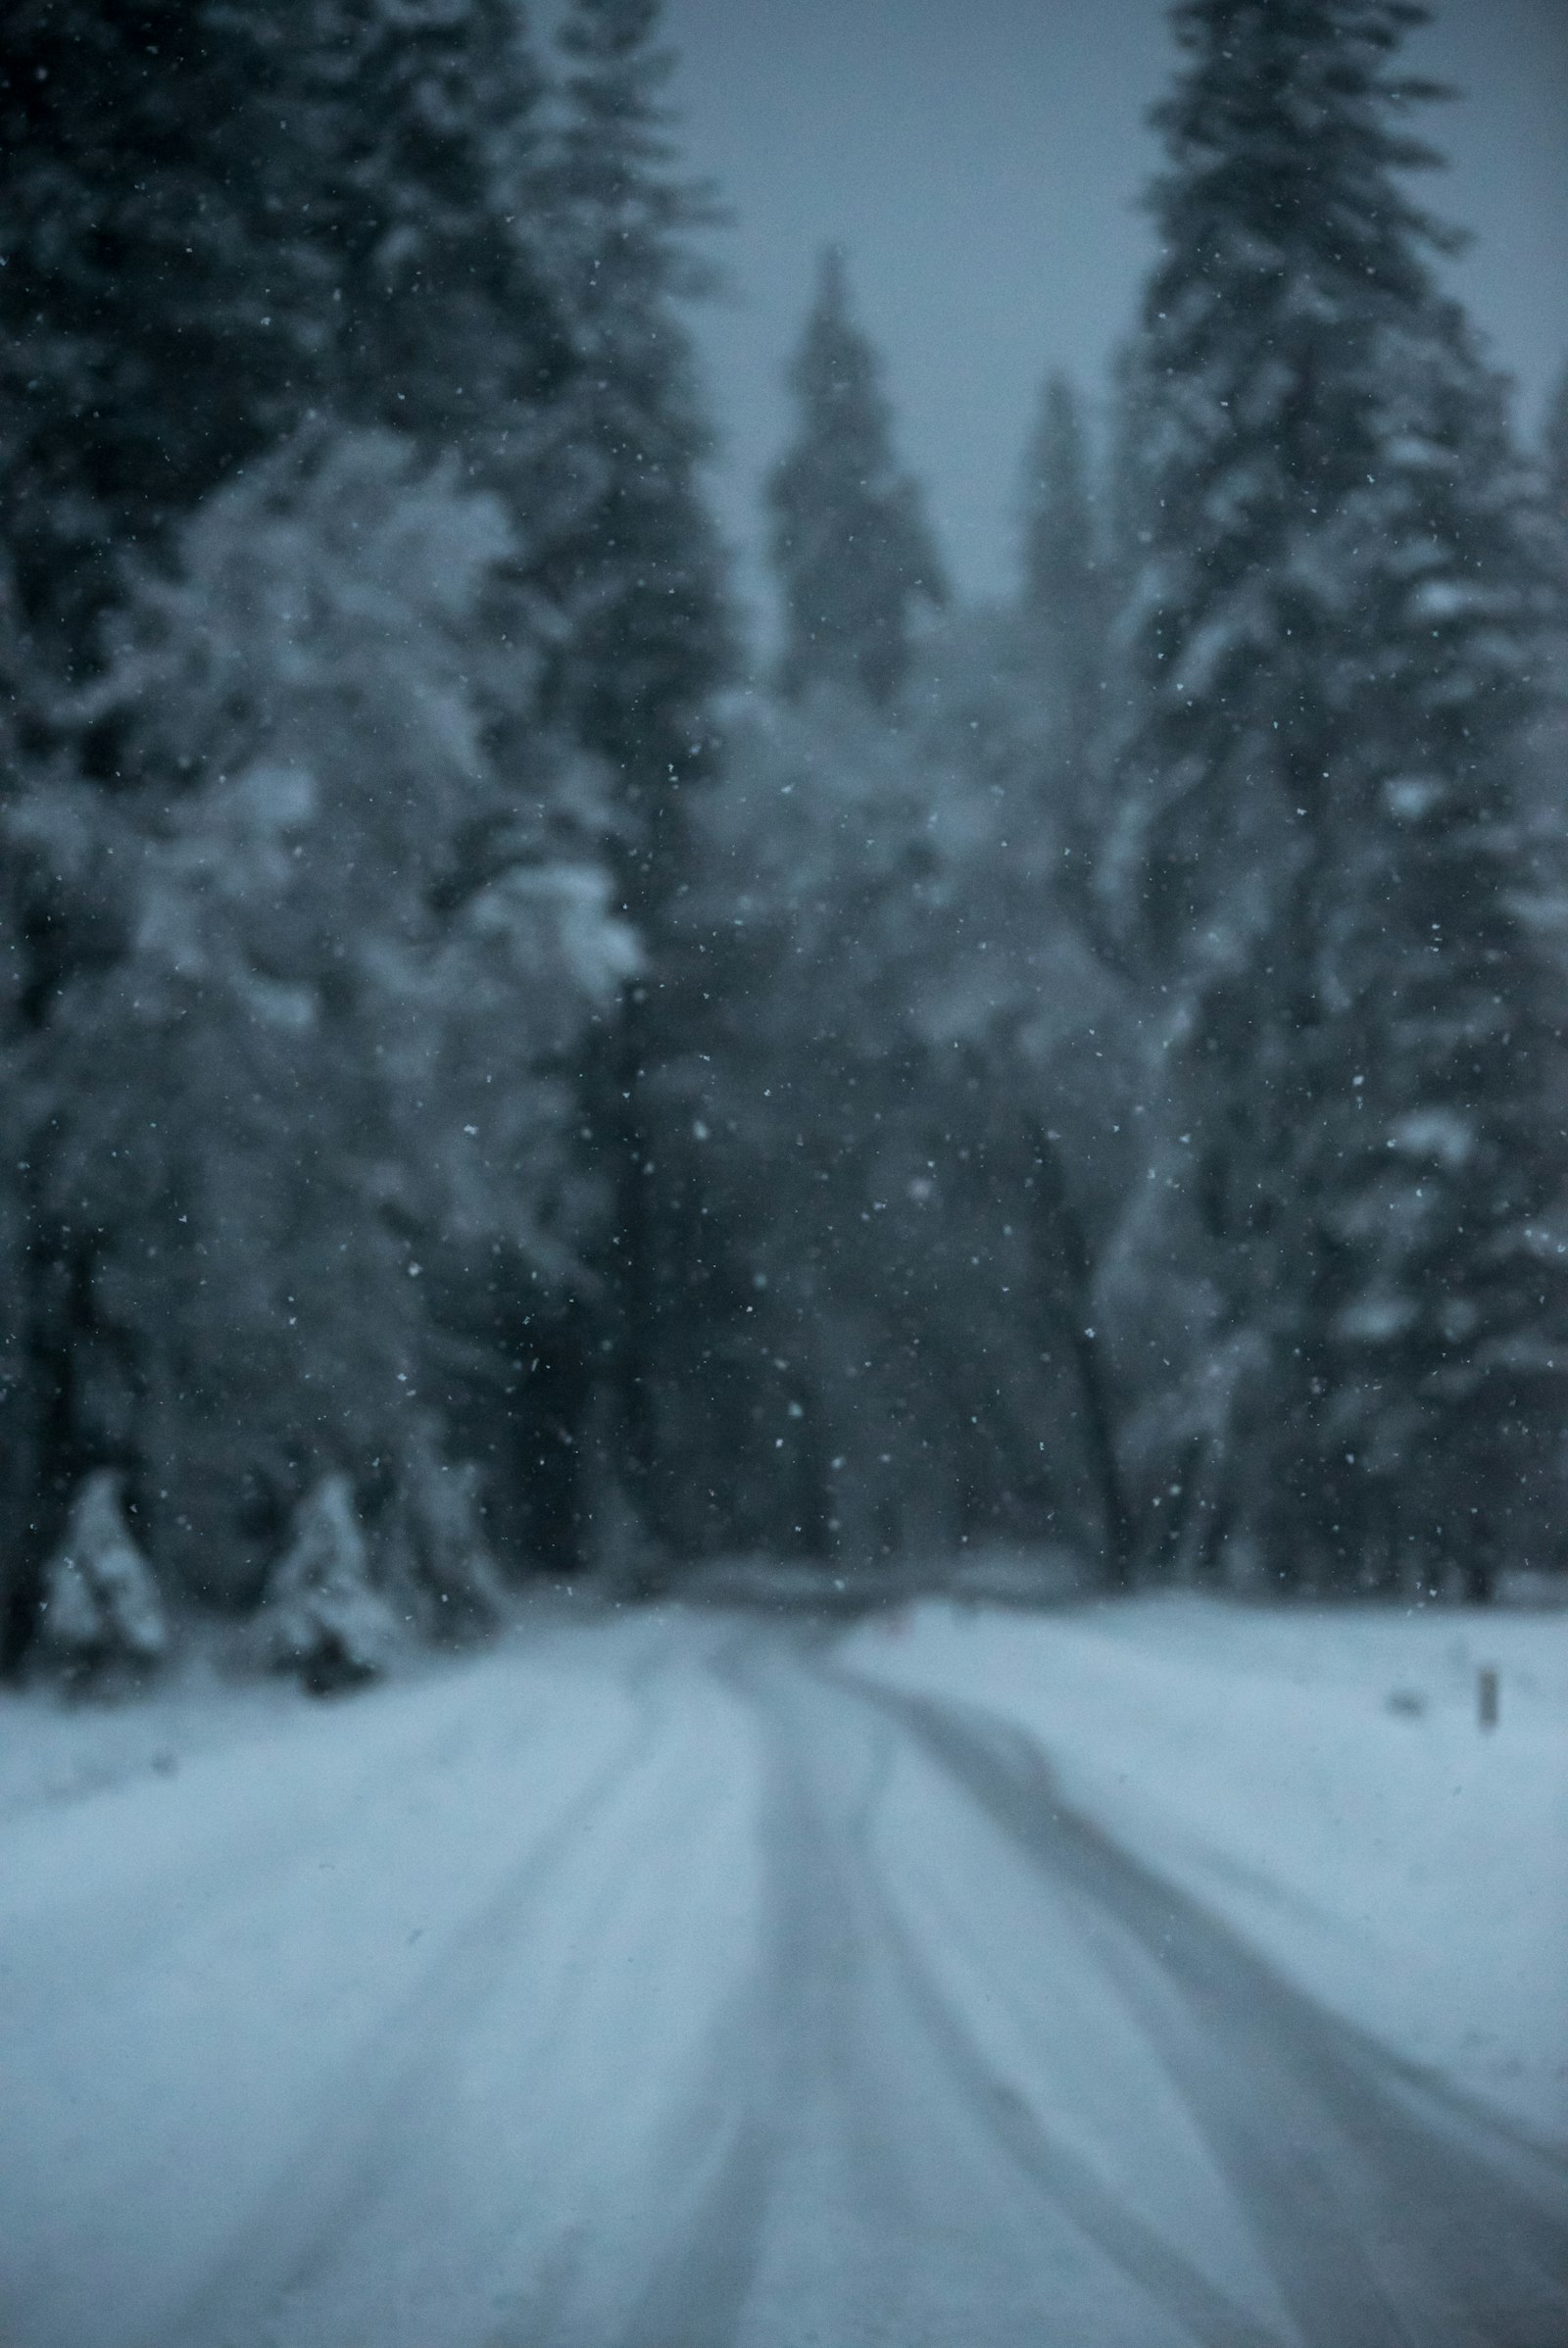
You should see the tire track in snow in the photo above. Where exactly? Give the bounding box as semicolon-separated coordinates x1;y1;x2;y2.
11;1613;1564;2348
626;1631;1279;2348
752;1643;1287;2346
835;1666;1568;2348
152;1670;670;2348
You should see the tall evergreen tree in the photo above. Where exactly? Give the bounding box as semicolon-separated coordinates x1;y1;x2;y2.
767;248;947;709
526;0;732;1573
0;3;270;1639
1541;362;1568;643
1019;370;1108;836
1103;340;1157;606
0;4;289;696
0;0;564;710
268;0;564;464
0;2;584;1644
1544;365;1568;535
1022;373;1098;622
4;431;630;1653
535;0;729;913
1104;0;1568;1593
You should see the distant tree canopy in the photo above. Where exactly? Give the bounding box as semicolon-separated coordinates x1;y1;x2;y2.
660;622;1132;1578
767;247;947;709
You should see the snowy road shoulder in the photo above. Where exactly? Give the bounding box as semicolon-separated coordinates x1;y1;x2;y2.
840;1592;1568;2147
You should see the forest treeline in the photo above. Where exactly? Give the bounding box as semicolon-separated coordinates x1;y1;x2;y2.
2;0;1566;1683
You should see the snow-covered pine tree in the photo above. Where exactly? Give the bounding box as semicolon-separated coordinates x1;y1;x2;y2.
0;2;289;695
1544;365;1568;543
1103;340;1157;610
1541;363;1568;655
535;0;730;915
1019;370;1108;856
37;1470;169;1689
260;1473;400;1693
524;0;732;1575
0;3;282;1658
1105;0;1568;1594
6;430;630;1631
1022;374;1102;657
0;0;564;707
767;247;948;710
264;0;564;462
0;4;603;1650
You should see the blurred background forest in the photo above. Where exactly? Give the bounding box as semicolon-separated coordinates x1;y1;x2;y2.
2;0;1566;1688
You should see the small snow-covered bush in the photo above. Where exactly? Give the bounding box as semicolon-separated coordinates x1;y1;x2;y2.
37;1470;169;1690
260;1474;400;1695
384;1429;505;1643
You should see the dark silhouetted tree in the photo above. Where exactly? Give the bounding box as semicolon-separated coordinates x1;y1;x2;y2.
0;4;286;697
1541;362;1568;650
1544;364;1568;539
768;247;947;709
1023;378;1094;612
0;0;564;710
526;0;733;1575
1019;369;1109;862
535;0;729;911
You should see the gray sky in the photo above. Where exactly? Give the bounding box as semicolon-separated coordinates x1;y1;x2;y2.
658;0;1568;625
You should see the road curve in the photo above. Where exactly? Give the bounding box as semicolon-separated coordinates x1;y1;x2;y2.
0;1612;1562;2348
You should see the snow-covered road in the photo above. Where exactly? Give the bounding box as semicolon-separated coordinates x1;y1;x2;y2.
1;1609;1564;2347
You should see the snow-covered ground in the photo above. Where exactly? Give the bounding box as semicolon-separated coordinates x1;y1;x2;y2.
845;1591;1568;2147
0;1592;1563;2347
0;1608;767;2348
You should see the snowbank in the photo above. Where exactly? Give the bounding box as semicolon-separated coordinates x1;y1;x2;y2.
842;1591;1568;2147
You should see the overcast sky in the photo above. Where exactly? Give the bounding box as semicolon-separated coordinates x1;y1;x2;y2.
655;0;1568;626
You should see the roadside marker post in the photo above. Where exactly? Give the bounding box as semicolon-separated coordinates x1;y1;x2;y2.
1477;1665;1498;1732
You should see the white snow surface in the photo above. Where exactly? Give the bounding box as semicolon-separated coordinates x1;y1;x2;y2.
0;1592;1563;2348
845;1590;1568;2146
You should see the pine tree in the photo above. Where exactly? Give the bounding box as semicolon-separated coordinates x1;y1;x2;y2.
1105;0;1568;1593
1019;370;1107;838
1022;374;1098;623
259;1473;398;1693
263;0;564;459
1541;362;1568;646
3;429;631;1646
0;1;564;706
1103;340;1157;606
767;247;947;709
0;3;286;692
37;1471;169;1689
535;0;730;914
0;4;590;1651
522;0;733;1576
1544;365;1568;541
